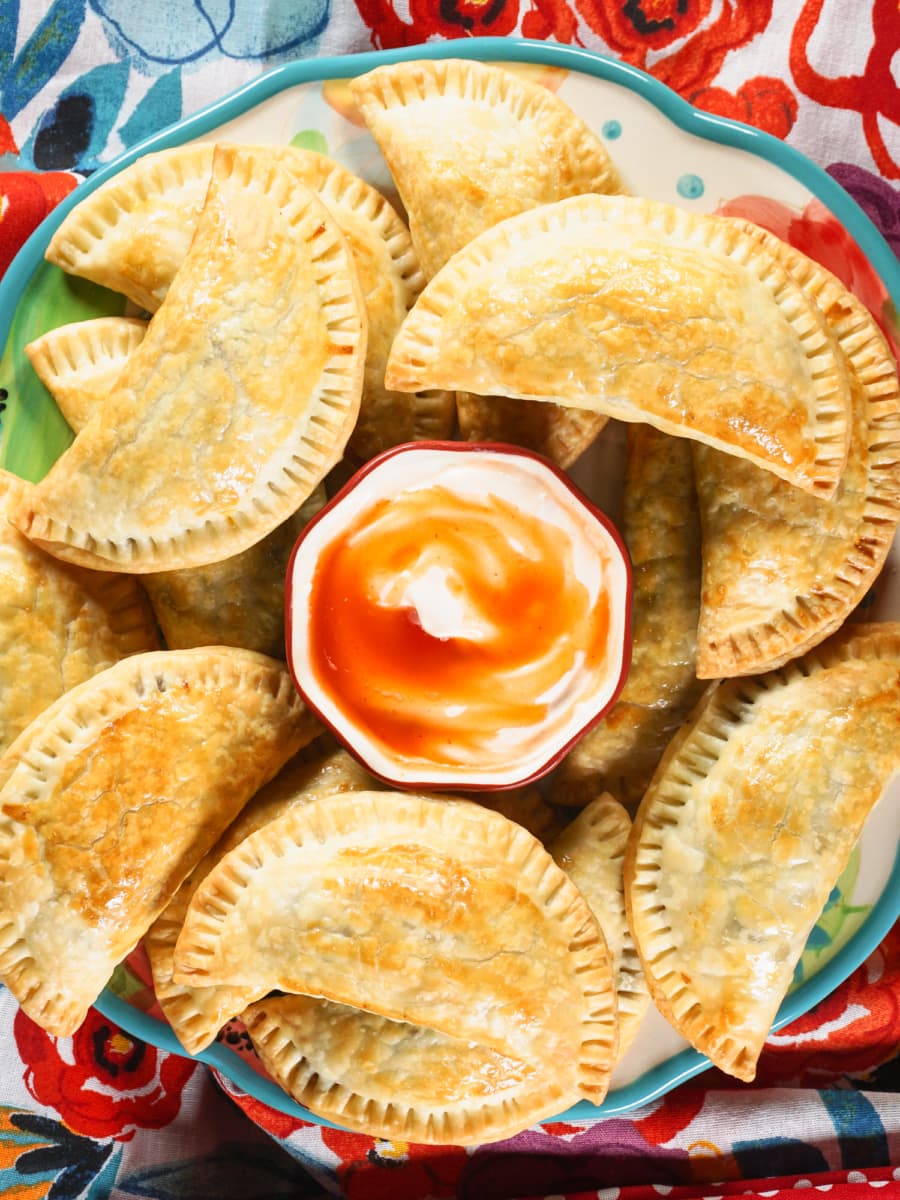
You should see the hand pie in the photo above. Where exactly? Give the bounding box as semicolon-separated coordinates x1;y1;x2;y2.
174;791;617;1101
0;469;158;756
24;319;327;656
349;58;623;281
386;195;852;498
554;425;705;810
0;647;318;1036
551;795;649;1060
45;141;451;463
235;792;634;1144
693;228;900;677
625;622;900;1082
25;317;147;433
146;746;373;1054
242;993;565;1146
351;58;620;466
15;145;366;572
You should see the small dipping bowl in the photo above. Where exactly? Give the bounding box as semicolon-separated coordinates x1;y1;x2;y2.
286;441;632;790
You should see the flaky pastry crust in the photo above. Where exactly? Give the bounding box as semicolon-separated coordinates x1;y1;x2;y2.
626;622;900;1082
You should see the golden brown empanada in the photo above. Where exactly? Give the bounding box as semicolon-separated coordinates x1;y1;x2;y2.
0;469;158;756
551;795;649;1059
626;622;900;1082
386;195;852;498
0;647;318;1036
694;228;900;677
146;745;372;1054
350;58;623;281
242;993;559;1146
45;141;451;462
24;322;328;656
554;425;705;810
15;145;366;572
25;318;147;433
351;58;619;466
175;791;617;1102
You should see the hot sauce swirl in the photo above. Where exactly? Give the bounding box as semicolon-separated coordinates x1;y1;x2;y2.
288;445;631;788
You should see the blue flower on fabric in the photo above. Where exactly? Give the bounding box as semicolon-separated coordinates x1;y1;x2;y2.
89;0;330;71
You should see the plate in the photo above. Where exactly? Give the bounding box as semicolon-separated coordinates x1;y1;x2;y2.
2;36;900;1131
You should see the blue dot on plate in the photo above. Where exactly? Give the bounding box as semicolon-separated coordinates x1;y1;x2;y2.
601;119;622;140
677;173;705;200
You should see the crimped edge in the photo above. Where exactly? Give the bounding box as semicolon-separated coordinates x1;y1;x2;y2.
243;993;569;1147
45;143;217;311
550;793;649;1060
624;621;900;1081
696;225;900;677
350;57;624;204
0;467;160;655
175;790;618;1106
386;193;851;498
0;647;312;1037
15;146;367;573
25;317;148;428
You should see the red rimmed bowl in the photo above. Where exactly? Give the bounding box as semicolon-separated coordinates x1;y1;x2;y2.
286;441;632;791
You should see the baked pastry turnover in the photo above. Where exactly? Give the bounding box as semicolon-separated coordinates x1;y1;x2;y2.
551;794;649;1059
351;57;620;466
175;791;617;1102
44;141;451;463
0;469;158;756
147;746;371;1054
0;648;318;1036
554;425;705;810
25;317;147;433
694;228;900;677
243;993;562;1146
16;145;366;571
626;622;900;1082
386;195;852;497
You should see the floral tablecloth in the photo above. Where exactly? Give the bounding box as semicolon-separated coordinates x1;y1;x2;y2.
3;2;900;1198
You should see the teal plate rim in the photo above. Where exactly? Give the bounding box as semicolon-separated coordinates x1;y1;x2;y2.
2;35;900;1129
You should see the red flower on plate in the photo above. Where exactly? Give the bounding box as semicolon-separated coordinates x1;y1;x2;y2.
717;189;900;359
15;1005;196;1141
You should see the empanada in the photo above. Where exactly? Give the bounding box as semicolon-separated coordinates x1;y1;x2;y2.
0;469;158;756
349;58;623;281
351;58;620;466
25;317;147;433
0;647;318;1036
234;793;634;1143
242;993;559;1146
694;228;900;676
24;321;327;655
626;622;900;1082
45;142;451;463
551;795;649;1059
174;791;617;1101
386;195;852;497
15;145;366;572
554;425;705;809
146;745;372;1054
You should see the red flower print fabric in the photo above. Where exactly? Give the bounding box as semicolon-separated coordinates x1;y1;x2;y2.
14;1006;196;1142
